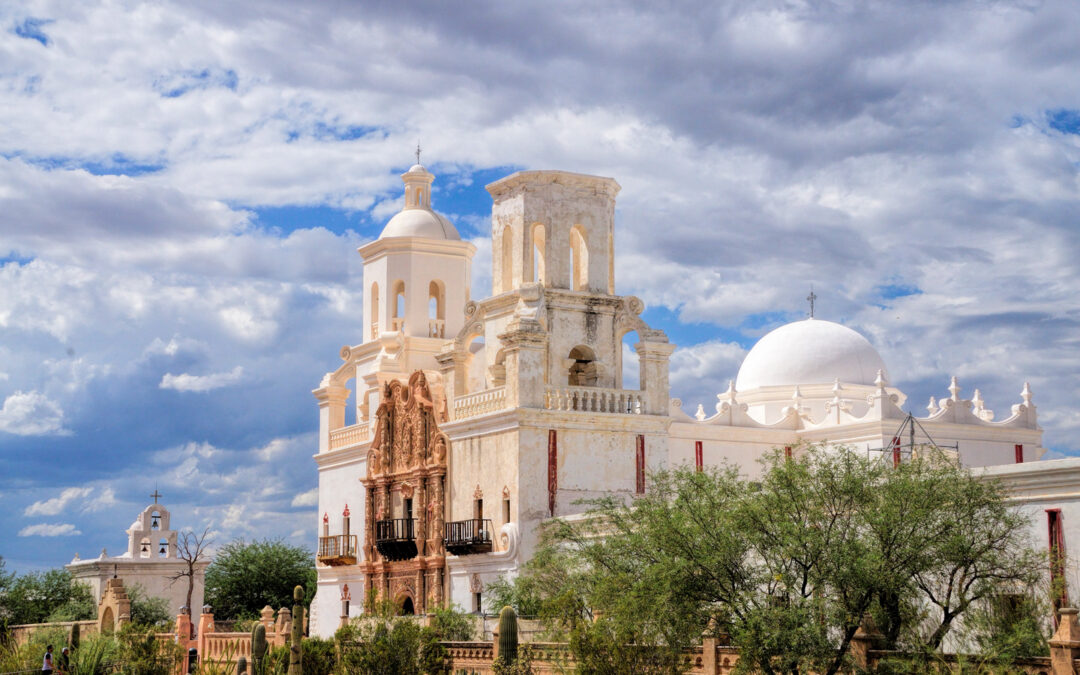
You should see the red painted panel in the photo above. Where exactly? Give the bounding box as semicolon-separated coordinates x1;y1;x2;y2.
1015;443;1024;464
548;430;557;517
636;435;646;494
695;441;703;471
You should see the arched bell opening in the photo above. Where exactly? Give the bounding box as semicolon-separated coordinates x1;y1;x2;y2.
568;345;598;387
399;595;415;616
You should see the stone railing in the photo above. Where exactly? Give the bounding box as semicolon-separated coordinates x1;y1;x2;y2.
202;632;252;662
545;386;646;414
369;321;378;340
391;317;405;332
328;422;371;451
452;387;507;421
428;318;446;338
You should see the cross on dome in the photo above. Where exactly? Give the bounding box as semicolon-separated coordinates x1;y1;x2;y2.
807;287;817;318
415;142;421;165
150;489;162;504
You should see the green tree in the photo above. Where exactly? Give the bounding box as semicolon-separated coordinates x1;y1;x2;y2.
204;539;316;619
126;585;174;629
0;568;95;625
511;446;1043;675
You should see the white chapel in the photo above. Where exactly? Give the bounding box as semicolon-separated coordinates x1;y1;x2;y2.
308;163;1077;637
66;495;208;614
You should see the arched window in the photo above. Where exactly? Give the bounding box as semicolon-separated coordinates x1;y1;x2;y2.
428;281;445;337
500;228;514;292
568;345;598;387
139;537;152;559
159;538;169;558
531;223;546;285
620;330;641;390
370;282;380;340
570;226;589;291
392;281;406;331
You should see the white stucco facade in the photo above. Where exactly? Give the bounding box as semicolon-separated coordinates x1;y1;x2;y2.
309;164;1063;638
67;501;208;614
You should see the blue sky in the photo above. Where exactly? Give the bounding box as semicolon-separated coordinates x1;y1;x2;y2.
2;0;1080;574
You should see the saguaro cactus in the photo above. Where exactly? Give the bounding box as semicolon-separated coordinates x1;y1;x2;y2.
287;585;304;675
236;656;247;675
70;622;80;650
251;624;268;675
498;606;518;664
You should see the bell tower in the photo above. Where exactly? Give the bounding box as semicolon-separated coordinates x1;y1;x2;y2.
490;171;617;295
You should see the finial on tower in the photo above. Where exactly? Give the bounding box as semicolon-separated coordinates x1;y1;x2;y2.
415;141;421;165
150;488;162;504
807;286;817;318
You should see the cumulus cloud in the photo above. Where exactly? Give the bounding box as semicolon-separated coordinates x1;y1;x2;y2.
3;0;1080;572
0;391;69;436
24;487;93;516
19;523;82;537
291;488;318;508
160;366;244;392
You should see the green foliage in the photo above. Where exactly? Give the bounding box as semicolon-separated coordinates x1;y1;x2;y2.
335;602;451;675
298;637;334;675
0;568;95;625
126;585;174;630
507;445;1043;675
114;623;184;675
251;624;269;675
427;604;475;641
71;621;81;649
491;645;535;675
204;539;316;620
68;634;119;675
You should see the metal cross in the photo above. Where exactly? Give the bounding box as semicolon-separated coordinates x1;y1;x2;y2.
415;142;421;165
150;489;162;504
807;287;817;318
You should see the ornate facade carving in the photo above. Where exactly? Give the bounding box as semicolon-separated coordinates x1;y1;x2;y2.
361;370;448;614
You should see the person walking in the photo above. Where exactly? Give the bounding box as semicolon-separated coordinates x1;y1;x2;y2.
58;647;70;674
41;645;54;675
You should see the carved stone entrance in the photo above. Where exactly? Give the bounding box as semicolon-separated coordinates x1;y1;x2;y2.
361;370;448;613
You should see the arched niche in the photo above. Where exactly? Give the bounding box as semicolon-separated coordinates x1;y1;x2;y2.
570;225;589;291
392;280;406;331
428;280;445;337
568;345;598;387
500;226;514;293
370;282;380;339
531;223;546;285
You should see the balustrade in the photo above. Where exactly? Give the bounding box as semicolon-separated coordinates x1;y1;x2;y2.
544;386;646;414
428;318;445;338
374;518;418;561
444;519;493;555
369;322;379;340
391;317;406;332
328;422;370;451
452;387;507;421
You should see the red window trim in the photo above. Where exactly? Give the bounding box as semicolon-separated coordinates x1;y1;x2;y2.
1015;443;1024;464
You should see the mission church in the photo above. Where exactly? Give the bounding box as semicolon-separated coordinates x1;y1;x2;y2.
308;162;1078;637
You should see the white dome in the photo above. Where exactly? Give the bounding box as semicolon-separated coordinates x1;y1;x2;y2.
735;318;888;391
379;209;461;240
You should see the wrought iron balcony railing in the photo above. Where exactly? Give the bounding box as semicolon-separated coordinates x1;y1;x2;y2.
444;519;493;556
375;518;418;561
317;535;358;566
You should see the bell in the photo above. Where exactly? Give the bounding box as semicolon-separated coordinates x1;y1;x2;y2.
140;541;149;554
151;515;160;529
159;544;167;555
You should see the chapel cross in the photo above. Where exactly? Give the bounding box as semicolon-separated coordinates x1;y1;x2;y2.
415;142;422;165
807;287;817;318
150;489;162;504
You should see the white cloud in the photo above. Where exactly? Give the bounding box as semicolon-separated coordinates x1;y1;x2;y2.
83;487;119;513
24;486;93;516
160;366;244;392
0;391;69;436
19;523;82;537
291;488;318;508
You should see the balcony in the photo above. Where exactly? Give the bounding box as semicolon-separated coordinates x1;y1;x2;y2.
328;422;371;451
451;387;507;421
545;386;646;414
317;535;358;566
375;518;418;561
428;319;445;338
391;317;406;332
444;519;493;556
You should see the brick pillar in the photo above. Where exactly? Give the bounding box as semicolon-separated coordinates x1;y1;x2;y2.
849;615;883;671
1050;607;1080;675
